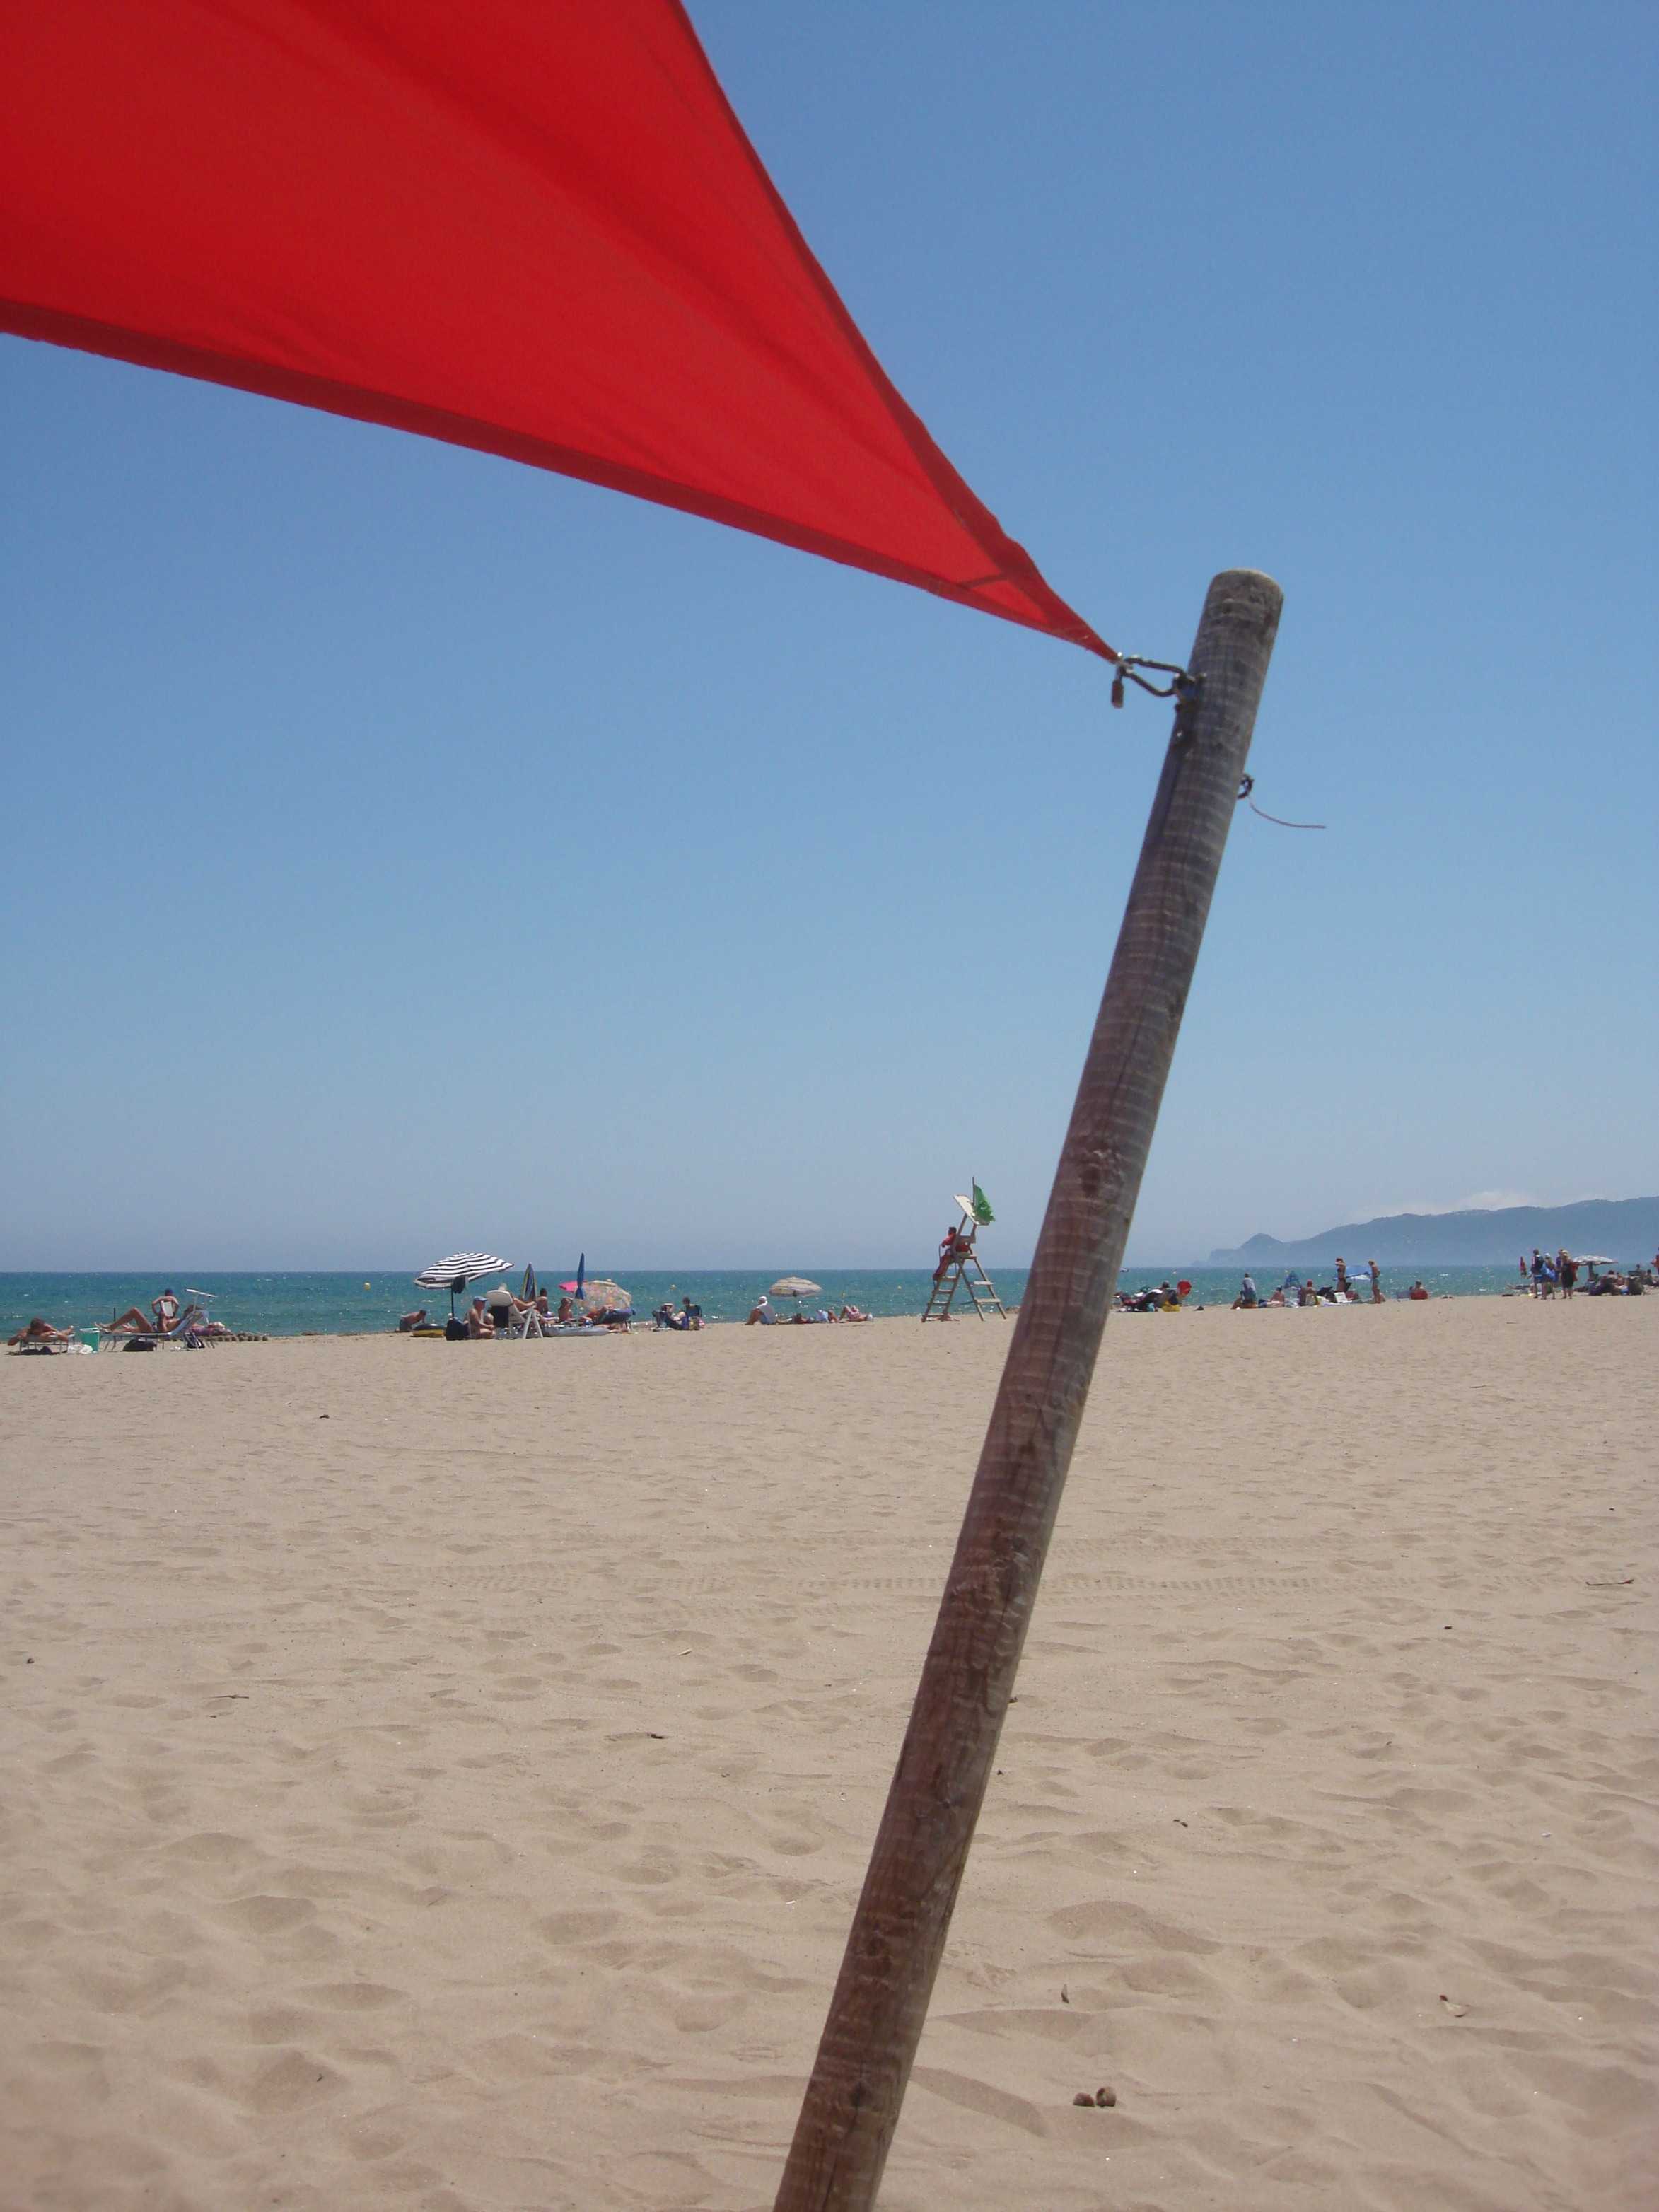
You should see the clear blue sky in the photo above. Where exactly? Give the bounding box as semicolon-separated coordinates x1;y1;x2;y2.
4;1;1654;1269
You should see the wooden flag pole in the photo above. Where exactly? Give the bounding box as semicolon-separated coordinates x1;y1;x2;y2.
774;569;1283;2211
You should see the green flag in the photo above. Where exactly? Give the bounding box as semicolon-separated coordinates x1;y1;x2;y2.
971;1182;994;1226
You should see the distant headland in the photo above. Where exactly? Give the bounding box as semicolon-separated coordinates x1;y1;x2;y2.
1210;1195;1659;1269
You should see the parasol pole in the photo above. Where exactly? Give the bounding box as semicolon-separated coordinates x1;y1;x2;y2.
774;569;1283;2211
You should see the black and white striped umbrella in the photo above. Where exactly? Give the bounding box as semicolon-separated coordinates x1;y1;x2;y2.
414;1251;511;1288
414;1252;512;1315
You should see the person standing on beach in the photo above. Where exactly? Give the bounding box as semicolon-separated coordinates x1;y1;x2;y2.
1368;1258;1383;1304
1334;1257;1350;1298
1557;1250;1577;1299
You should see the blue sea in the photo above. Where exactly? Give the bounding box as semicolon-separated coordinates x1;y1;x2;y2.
1;1264;1535;1339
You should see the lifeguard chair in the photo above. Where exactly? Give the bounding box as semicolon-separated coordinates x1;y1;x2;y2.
921;1189;1007;1322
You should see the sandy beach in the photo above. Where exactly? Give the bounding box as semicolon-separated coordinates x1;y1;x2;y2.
2;1299;1653;2211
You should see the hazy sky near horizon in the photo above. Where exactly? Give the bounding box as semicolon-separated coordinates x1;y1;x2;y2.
4;1;1655;1270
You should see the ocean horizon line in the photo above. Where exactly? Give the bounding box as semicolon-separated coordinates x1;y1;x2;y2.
4;1261;1065;1278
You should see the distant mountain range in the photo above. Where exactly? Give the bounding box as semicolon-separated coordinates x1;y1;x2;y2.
1210;1196;1659;1268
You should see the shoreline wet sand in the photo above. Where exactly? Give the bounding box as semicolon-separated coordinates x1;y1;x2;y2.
4;1301;1653;2208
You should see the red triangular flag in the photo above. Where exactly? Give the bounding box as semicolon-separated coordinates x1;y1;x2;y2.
1;0;1110;657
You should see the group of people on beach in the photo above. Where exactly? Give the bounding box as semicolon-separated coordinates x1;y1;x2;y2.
397;1287;878;1335
9;1286;230;1351
1522;1249;1651;1299
745;1297;871;1325
1233;1256;1385;1308
400;1288;631;1337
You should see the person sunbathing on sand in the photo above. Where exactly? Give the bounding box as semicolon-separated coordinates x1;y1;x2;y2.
466;1297;496;1337
9;1317;74;1344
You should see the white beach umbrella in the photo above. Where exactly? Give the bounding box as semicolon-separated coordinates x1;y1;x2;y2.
770;1276;822;1305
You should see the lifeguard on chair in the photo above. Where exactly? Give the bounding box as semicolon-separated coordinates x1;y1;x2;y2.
922;1184;1006;1322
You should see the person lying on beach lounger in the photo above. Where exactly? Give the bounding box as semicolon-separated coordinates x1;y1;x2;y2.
581;1306;634;1329
9;1317;75;1344
105;1307;158;1333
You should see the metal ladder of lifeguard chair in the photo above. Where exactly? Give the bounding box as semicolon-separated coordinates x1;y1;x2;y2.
921;1244;1008;1322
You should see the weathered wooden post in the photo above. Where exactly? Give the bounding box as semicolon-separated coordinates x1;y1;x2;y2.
774;569;1284;2211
